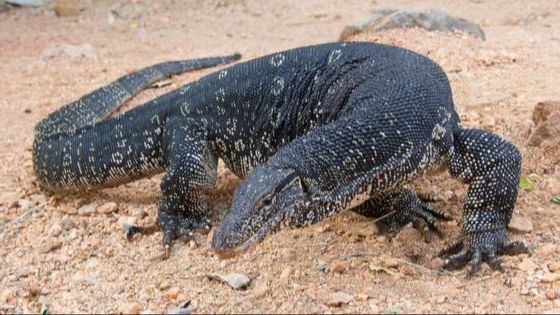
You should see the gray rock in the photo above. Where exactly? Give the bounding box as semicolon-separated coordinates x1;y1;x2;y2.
340;7;485;41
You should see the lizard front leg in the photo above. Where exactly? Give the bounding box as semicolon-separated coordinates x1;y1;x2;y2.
443;128;530;275
352;189;452;242
127;117;216;258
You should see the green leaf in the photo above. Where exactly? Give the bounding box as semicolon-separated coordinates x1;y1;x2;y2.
552;196;560;205
40;305;48;315
519;176;535;191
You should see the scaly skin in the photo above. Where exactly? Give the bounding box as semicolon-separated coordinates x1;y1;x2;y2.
33;43;529;272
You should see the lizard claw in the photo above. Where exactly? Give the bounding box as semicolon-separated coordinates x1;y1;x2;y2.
158;211;211;259
440;229;531;277
385;191;452;243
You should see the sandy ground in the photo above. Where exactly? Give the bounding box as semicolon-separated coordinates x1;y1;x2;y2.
1;0;560;313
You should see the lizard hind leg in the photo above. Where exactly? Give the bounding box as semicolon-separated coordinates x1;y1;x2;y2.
442;128;531;276
351;189;452;243
128;117;216;258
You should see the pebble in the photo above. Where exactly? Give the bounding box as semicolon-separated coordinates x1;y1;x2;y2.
330;262;346;274
49;223;63;236
381;257;400;269
29;194;46;205
546;289;556;300
159;281;171;291
541;273;560;284
315;260;329;273
354;294;369;302
40;240;62;254
54;0;79;17
166;287;181;300
528;101;560;147
132;208;148;220
324;291;353;307
97;202;117;214
60;217;77;230
78;204;96;216
508;216;533;233
208;273;251;290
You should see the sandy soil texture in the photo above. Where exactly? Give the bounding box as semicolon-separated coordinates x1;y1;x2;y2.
1;0;559;313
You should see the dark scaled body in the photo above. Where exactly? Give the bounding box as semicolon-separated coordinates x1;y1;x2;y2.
33;42;529;272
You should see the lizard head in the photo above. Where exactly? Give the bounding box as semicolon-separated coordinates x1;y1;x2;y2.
212;164;310;258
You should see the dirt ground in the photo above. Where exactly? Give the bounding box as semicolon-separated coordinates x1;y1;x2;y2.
1;0;560;313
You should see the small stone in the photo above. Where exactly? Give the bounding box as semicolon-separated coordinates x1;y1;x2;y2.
546;289;556;300
315;260;329;273
29;194;47;205
60;217;77;230
354;294;369;302
324;291;353;307
97;202;117;214
159;281;171;291
532;101;560;125
528;110;560;147
78;204;96;216
132;208;148;220
430;257;444;269
252;281;269;298
40;240;63;254
49;223;63;236
122;302;143;314
548;262;560;273
382;257;400;268
541;273;560;284
188;240;197;250
118;216;137;228
508;216;533;233
166;287;181;300
54;0;79;17
208;273;252;290
166;301;193;315
330;262;346;274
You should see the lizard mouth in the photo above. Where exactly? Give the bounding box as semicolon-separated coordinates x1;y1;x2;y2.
213;210;287;260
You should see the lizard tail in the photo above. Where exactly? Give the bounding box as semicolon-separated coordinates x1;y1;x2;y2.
34;53;241;139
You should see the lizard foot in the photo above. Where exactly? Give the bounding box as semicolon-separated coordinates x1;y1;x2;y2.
125;212;211;259
158;211;211;259
383;191;452;243
439;229;531;277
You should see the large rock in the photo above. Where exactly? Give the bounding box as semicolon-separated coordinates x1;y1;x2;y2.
528;101;560;147
340;7;485;41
